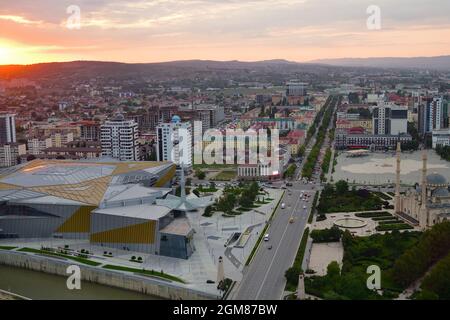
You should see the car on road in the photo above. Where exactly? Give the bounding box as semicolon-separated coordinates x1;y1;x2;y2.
303;205;307;209
281;203;285;209
264;234;270;241
289;217;295;223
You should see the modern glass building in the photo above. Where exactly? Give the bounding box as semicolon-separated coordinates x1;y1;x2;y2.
0;159;200;259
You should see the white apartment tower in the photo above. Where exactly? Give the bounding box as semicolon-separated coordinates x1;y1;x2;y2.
100;114;140;161
156;116;192;169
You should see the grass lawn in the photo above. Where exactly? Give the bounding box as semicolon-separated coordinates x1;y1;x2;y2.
193;163;237;170
212;170;237;181
18;247;101;266
376;223;414;231
102;264;185;283
318;188;384;214
0;246;17;250
355;211;392;218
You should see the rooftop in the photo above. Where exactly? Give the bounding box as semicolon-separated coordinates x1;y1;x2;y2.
93;204;172;220
0;159;174;206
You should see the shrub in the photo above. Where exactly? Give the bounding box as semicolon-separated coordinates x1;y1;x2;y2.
310;227;343;243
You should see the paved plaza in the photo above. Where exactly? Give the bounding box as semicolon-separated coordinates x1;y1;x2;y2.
308;242;344;276
332;150;450;185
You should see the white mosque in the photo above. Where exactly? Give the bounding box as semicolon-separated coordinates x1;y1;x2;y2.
394;143;450;229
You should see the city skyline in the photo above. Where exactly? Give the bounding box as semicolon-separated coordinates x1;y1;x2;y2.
1;0;450;65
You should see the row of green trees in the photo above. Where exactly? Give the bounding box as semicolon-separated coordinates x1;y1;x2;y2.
391;221;450;287
420;252;450;299
436;145;450;161
301;96;337;178
283;164;297;178
320;147;332;181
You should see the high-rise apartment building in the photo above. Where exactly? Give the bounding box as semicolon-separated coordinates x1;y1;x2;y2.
286;80;307;96
372;101;408;135
418;97;445;135
101;114;140;161
156;116;192;169
79;121;100;141
194;105;225;132
0;114;16;145
0;143;26;167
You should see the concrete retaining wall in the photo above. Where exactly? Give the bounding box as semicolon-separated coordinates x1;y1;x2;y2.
0;251;218;300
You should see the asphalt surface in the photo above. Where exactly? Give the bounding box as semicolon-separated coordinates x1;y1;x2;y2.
233;183;316;300
232;95;340;300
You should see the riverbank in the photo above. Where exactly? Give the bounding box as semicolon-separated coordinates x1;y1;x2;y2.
0;250;219;300
0;289;30;300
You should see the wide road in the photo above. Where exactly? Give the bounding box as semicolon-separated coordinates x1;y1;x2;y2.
233;95;340;300
233;182;316;300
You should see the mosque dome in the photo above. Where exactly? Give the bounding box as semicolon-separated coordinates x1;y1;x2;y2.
432;188;449;197
426;173;448;186
171;115;181;123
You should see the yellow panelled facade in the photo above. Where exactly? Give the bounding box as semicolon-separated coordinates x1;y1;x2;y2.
56;206;96;233
154;165;176;187
90;221;157;244
30;176;112;205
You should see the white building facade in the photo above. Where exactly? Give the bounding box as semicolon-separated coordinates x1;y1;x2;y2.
0;143;26;167
156;116;192;169
372;101;408;135
432;129;450;149
101;114;140;161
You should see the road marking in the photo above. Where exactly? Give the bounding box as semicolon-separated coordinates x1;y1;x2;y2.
255;192;303;300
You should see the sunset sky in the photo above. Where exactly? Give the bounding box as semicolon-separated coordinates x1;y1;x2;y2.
0;0;449;65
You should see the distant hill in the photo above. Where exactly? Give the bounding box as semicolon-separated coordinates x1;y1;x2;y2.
0;59;358;81
309;55;450;70
2;56;447;81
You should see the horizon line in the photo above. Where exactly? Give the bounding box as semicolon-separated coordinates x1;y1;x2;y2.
1;54;450;67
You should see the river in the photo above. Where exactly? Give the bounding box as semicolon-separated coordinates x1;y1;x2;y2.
0;265;159;300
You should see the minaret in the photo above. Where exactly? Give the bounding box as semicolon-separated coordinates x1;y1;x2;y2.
394;142;401;213
419;151;428;228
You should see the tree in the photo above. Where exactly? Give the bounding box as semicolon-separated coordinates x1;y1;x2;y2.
335;180;349;194
203;205;213;217
323;183;335;194
186;178;192;186
392;221;450;287
415;290;439;300
285;267;301;286
326;261;340;280
195;169;206;180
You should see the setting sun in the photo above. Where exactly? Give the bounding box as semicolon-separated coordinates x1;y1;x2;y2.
0;46;13;64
